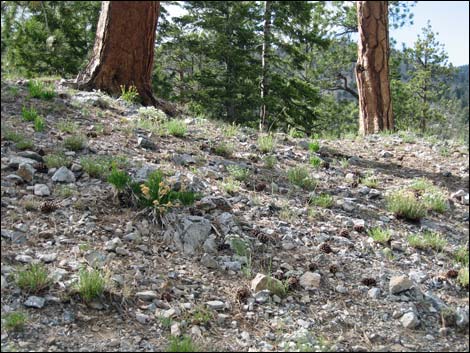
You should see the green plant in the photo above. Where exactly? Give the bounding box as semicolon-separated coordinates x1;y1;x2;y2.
3;312;27;332
308;140;320;153
64;134;86;151
280;206;299;223
77;268;106;302
16;263;50;293
3;129;24;143
28;80;55;100
407;234;426;249
33;116;45;132
227;165;250;181
258;134;276;153
367;227;392;244
287;166;317;190
157;316;173;329
16;139;34;150
220;176;241;195
360;171;378;188
55;185;76;198
190;305;214;326
57;119;79;133
309;193;334;208
120;85;140;104
223;122;239;137
214;142;234;157
407;231;447;251
137;106;167;122
167;336;198;352
386;190;426;221
263;154;276;169
22;106;39;122
288;127;305;138
80;156;108;178
107;168;131;192
410;178;434;192
165;119;187;137
230;238;251;257
423;191;448;213
439;147;451;157
43;152;71;168
338;158;350;169
310;156;323;169
458;268;469;287
455;246;469;266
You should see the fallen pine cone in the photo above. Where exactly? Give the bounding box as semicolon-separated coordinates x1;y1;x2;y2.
361;277;377;287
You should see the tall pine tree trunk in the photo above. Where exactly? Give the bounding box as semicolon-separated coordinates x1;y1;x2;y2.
355;1;393;135
76;1;159;106
259;1;272;131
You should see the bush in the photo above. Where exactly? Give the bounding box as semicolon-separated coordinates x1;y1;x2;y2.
386;190;426;221
167;336;199;353
22;106;40;122
263;155;276;169
227;165;250;181
214;142;234;157
423;191;448;213
80;156;109;178
458;268;469;287
308;140;320;152
34;116;45;132
310;156;323;169
120;85;140;104
43;152;71;168
107;168;131;191
17;263;50;293
407;231;447;251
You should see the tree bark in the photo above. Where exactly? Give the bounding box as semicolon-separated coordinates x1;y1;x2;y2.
76;1;160;106
355;1;393;135
259;1;272;131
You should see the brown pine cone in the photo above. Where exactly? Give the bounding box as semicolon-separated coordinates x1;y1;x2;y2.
446;270;459;279
319;243;333;254
40;201;57;213
361;277;377;287
235;286;251;302
339;228;350;238
287;276;300;290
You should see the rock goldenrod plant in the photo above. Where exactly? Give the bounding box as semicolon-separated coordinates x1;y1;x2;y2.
120;84;140;104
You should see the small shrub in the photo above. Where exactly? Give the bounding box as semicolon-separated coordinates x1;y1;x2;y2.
455;246;469;266
120;85;140;104
407;231;447;251
16;263;50;293
280;206;299;223
308;140;320;153
309;193;334;208
80;156;109;179
16;139;34;150
43;152;71;168
190;305;214;326
55;185;76;198
230;238;251;257
222;122;239;137
107;168;131;191
368;227;391;244
57;120;78;133
33;116;45;132
360;172;379;188
220;176;241;195
407;234;426;249
77;268;106;302
165;119;187;137
3;129;24;143
287;166;317;191
338;158;350;169
386;190;426;221
227;165;250;181
214;142;234;157
64;135;86;151
458;268;469;287
258;134;276;153
423;191;448;213
3;312;27;332
167;336;198;352
157;316;173;329
310;156;323;169
439;147;451;157
263;154;276;169
21;106;39;122
28;80;55;100
410;178;434;193
137;106;166;122
288;127;305;139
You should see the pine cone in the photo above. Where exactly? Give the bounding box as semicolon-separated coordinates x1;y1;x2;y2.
361;277;377;287
40;201;57;213
319;243;333;254
34;162;48;174
255;182;267;192
353;224;365;233
446;269;459;279
339;228;350;238
308;262;318;272
235;286;251;302
329;265;339;274
287;276;300;290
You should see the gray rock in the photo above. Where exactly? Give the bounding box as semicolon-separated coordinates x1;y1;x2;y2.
197;196;231;211
17;163;35;182
168;216;212;254
254;290;271;304
8;156;37;169
206;300;225;310
172;154;196;166
368;189;381;199
134;165;157;182
456;308;469;328
135;312;150;324
401;312;420;329
84;251;107;267
368;287;381;299
1;275;7;290
335;285;348;294
299;272;321;290
105;237;122;251
135;291;159;301
6;174;24;184
15;254;33;263
1;229;27;243
203;235;218;254
115;247;130;256
38;253;57;263
52;167;76;183
215;212;238;235
223;261;241;272
17;151;43;162
389;275;413;294
24;296;46;308
251;273;286;296
201;253;218;269
171;322;181;336
34;184;51;196
379;150;394;158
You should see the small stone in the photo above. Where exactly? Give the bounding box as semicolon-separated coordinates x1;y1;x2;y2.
17;163;35;182
223;261;241;272
163;308;179;319
368;288;381;299
70;163;82;172
137;137;157;150
52;167;75;183
251;273;286;296
379;150;393;158
439;327;450;336
191;325;202;337
135;312;150;324
17;151;43;162
115;247;130;256
456;308;469;328
389;275;413;294
400;312;419;329
34;184;50;196
254;290;271;304
335;285;348;294
1;275;7;290
299;272;321;290
135;291;159;301
24;296;46;308
38;253;57;263
8;156;37;169
105;237;122;251
206;300;225;311
15;254;33;263
201;253;218;269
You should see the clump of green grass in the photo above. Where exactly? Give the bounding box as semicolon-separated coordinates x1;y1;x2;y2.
386;190;426;221
338;158;350;169
157;316;173;329
64;135;86;151
410;178;434;193
360;172;379;188
287;166;317;191
423;191;448;213
3;129;24;143
57;120;79;133
3;312;27;332
407;231;447;251
55;185;76;198
220;176;241;195
263;154;276;169
439;147;451;157
309;193;334;208
458;268;469;287
80;156;109;178
230;238;251;257
107;168;131;191
16;263;50;293
43;152;71;169
258;134;276;153
167;336;199;352
288;127;305;139
138;106;166;122
227;165;250;181
310;156;323;169
33;116;45;132
214;142;234;157
189;305;214;326
165;119;187;137
120;85;140;104
455;246;469;266
367;227;392;244
16;139;34;150
280;206;299;223
222;122;239;137
77;268;106;302
28;80;56;100
22;106;39;122
308;140;320;153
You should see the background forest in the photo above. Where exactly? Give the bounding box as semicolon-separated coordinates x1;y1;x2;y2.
1;1;468;141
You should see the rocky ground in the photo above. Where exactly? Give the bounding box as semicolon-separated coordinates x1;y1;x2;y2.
1;79;469;352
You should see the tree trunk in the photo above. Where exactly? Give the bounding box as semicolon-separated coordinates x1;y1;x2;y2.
76;1;160;106
355;1;393;135
259;1;272;131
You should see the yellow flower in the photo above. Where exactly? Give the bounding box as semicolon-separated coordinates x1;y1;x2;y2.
140;184;150;196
